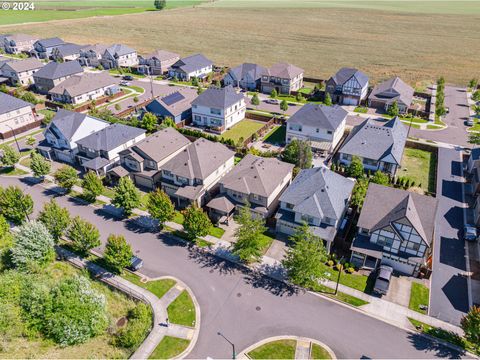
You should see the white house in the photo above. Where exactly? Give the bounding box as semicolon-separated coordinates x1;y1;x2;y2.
168;54;213;81
0;58;44;86
101;44;138;69
326;67;369;106
0;92;40;139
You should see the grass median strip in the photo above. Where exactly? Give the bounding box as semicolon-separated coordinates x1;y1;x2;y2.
121;271;176;299
149;336;190;359
167;290;196;327
248;339;297;359
311;343;332;359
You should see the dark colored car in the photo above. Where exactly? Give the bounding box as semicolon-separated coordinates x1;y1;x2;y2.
373;265;394;296
123;75;134;81
128;256;144;271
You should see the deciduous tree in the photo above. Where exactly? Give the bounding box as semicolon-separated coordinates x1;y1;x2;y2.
30;151;51;178
370;170;390;186
104;234;133;273
0;145;19;167
147;189;175;227
0;185;33;225
251;93;260;109
346;156;364;178
112;177;140;217
67;216;100;254
232;204;266;263
38;199;70;242
141;112;158;132
81;171;104;202
54;165;78;192
461;306;480;350
281;139;312;169
387;101;400;117
183;204;211;241
11;221;54;269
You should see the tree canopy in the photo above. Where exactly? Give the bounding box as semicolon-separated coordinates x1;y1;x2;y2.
183;205;211;241
68;216;100;255
30;151;51;178
54;165;78;192
104;234;133;273
232;203;266;263
147;189;175;227
11;221;55;269
0;186;33;225
281;139;312;170
112;177;140;217
82;171;104;202
38;199;71;242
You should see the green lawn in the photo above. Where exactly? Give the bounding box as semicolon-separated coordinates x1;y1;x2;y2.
298;87;313;95
0;166;28;176
209;226;225;238
124;85;145;94
311;283;369;307
167;290;196;327
101;186;116;199
400;148;437;193
318;262;369;293
172;211;184;225
149;336;190;359
409;282;429;315
354;106;368;113
109;69;146;78
311;343;332;359
248;339;297;359
259;232;275;254
276;94;306;104
263;125;286;145
19;157;32;168
121;271;176;299
221;119;265;143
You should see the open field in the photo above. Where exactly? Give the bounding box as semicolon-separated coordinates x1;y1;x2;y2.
3;1;479;84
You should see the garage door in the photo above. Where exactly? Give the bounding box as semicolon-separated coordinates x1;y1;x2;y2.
54;151;73;163
343;97;358;106
133;174;154;190
381;257;416;276
276;222;296;236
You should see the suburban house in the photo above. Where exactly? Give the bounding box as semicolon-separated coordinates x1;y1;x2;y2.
51;43;87;62
101;44;138;69
3;34;37;54
286;104;348;155
49;72;120;105
223;63;267;91
350;183;438;276
75;123;146;175
207;154;294;221
368;77;414;114
160;138;235;208
138;50;180;75
0;92;40;139
168;54;213;81
33;60;84;94
39;109;110;163
260;63;304;95
191;85;246;132
118;127;191;189
275;166;355;252
338;117;407;175
0;58;44;86
78;44;108;68
326;67;369;105
32;37;65;59
467;148;480;174
145;87;198;124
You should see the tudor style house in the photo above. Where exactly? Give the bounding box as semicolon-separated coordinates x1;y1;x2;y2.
32;37;65;59
191;85;246;132
118;127;191;189
138;50;180;75
0;92;40;139
0;58;44;86
160;138;235;208
276;166;354;252
286;104;348;155
33;60;84;94
368;77;415;114
207;154;294;221
338;117;407;175
260;63;304;95
145;87;198;124
3;34;37;54
350;183;438;276
168;54;213;81
51;43;87;62
223;63;267;91
101;44;138;69
78;44;108;68
326;67;369;106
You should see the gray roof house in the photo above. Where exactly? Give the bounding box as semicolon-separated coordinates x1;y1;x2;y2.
33;60;84;94
368;77;415;114
260;62;304;95
286;104;348;153
168;53;213;81
338;117;407;175
3;33;37;54
223;63;267;91
51;43;88;62
78;44;108;67
0;92;39;139
276;166;355;251
101;44;138;69
326;67;369;106
32;37;65;59
138;49;180;75
0;58;44;86
145;87;198;124
207;154;294;220
160;138;235;208
350;183;438;276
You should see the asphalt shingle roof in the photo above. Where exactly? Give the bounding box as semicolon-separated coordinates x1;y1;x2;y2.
147;87;198;117
369;77;414;107
287;104;348;131
76;123;145;152
53;43;87;57
172;54;213;74
0;92;33;114
33;60;83;80
264;63;304;79
46;109;108;141
144;49;179;62
331;67;369;88
36;37;65;48
105;44;136;57
49;71;116;97
228;63;266;82
3;58;43;73
192;85;244;109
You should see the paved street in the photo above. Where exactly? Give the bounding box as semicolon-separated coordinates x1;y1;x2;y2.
2;175;468;359
430;147;470;325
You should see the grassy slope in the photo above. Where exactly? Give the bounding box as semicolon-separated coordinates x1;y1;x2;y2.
248;339;297;359
149;336;190;359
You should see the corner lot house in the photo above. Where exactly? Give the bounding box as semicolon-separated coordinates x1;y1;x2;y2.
368;77;414;114
138;50;180;75
51;43;87;62
118;127;191;189
78;44;108;68
160;138;235;208
207;154;294;220
1;58;44;86
168;54;213;81
286;104;348;155
3;34;37;54
260;63;304;95
32;37;65;59
192;85;246;131
326;67;369;105
276;166;354;252
33;60;84;94
146;88;198;124
0;92;40;139
49;72;120;105
350;183;438;276
101;44;138;69
338;117;407;175
223;63;267;91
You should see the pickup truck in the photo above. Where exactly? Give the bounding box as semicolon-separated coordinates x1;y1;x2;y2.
373;265;394;296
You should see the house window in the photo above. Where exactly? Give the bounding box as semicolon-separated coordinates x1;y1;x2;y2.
286;202;294;209
316;128;319;133
327;130;333;134
210;108;221;115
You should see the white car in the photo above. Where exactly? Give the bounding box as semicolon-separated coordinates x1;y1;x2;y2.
466;116;475;126
464;225;478;242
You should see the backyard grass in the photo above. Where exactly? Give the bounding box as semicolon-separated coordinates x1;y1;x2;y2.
409;282;430;315
167;290;196;327
354;106;368;113
298;87;313;95
400;148;437;193
248;339;297;359
121;271;176;299
311;343;332;359
209;226;225;238
221;119;265;143
263;125;286;145
149;336;190;359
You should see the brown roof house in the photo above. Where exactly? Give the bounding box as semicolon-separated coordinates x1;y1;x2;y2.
368;77;414;114
3;34;37;54
260;62;304;95
138;49;180;75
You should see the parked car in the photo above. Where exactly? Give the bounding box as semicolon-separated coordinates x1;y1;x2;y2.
265;99;280;105
123;75;134;81
120;80;131;86
128;256;144;271
464;225;478;242
373;265;394;296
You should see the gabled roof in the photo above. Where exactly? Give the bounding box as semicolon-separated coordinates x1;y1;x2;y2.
53;43;87;57
81;43;108;55
3;58;43;73
330;67;369;88
33;60;83;80
220;154;294;197
147;87;198;117
279;166;354;221
46;109;108;142
339;117;407;165
192;85;244;109
263;63;304;79
171;54;213;73
369;77;414;107
105;44;136;57
144;49;179;62
49;71;116;97
287;104;348;131
4;33;37;43
76;123;145;152
0;92;33;114
228;63;266;82
358;183;438;245
162;138;234;180
36;37;65;48
82;156;111;171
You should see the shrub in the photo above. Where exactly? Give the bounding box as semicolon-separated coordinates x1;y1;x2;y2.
327;260;334;267
335;263;342;271
54;165;78;192
114;303;152;348
346;267;355;274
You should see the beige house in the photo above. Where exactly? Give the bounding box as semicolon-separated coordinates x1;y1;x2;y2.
0;92;39;139
138;50;180;75
3;34;37;54
260;63;304;95
1;58;44;86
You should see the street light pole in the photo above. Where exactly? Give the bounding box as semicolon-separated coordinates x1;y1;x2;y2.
5;124;21;152
334;256;345;295
147;67;154;100
217;332;236;359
